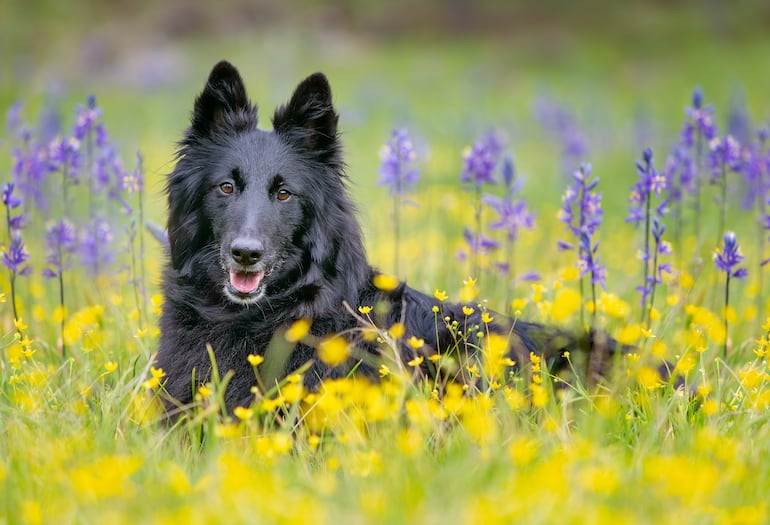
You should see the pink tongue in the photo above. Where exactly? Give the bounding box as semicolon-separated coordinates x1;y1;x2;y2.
230;270;264;294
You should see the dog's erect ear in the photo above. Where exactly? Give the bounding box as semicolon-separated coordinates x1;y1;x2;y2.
189;61;257;138
272;73;341;168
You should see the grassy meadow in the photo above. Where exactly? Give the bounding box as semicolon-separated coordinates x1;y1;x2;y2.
3;2;770;524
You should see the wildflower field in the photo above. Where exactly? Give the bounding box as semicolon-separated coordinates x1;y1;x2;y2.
3;3;770;524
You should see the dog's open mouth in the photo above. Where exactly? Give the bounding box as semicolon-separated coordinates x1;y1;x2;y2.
228;269;267;295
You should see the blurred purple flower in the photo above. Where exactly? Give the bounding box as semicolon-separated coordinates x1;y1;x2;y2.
484;195;533;242
48;135;82;183
2;232;31;275
533;97;588;174
42;219;76;279
378;128;419;196
707;135;742;180
2;182;26;231
461;132;503;186
80;217;115;274
714;231;747;280
681;87;717;148
72;96;102;142
462;227;499;253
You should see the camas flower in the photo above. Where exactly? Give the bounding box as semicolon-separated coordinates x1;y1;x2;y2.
461;132;503;186
378;128;419;195
714;231;747;280
707;135;742;180
627;148;668;227
484;196;534;242
559;164;606;289
1;182;26;231
80;217;115;274
2;232;31;275
42;219;77;279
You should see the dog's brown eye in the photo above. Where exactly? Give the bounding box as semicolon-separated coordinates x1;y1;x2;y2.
219;182;234;195
276;189;291;201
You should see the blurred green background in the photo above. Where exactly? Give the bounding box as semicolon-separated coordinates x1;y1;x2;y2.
2;0;770;292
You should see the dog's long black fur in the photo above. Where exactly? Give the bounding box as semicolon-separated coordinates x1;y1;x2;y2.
156;61;609;416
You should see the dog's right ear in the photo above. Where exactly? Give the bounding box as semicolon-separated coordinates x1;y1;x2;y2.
188;61;257;139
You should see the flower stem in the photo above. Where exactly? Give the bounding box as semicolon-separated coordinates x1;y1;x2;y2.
723;272;730;360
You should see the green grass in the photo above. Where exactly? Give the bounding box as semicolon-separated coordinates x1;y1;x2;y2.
3;3;770;524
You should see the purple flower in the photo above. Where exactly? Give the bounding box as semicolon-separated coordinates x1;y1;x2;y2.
559;164;602;241
484;195;534;242
72;96;102;142
461;132;503;186
681;87;717;148
714;231;747;280
577;230;607;289
2;183;22;209
707;135;742;179
378;128;419;196
2;232;30;275
558;163;605;288
42;220;77;279
2;182;26;232
462;227;499;254
48;136;82;183
533;97;588;173
80;217;115;274
627;148;667;228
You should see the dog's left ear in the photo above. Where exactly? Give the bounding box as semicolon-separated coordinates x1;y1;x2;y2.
272;73;341;168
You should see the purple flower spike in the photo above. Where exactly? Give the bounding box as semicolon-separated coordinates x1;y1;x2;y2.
43;219;77;279
378;128;419;196
461;132;503;186
2;232;30;274
714;231;747;280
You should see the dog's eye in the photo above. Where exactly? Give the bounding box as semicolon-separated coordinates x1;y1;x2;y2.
276;189;291;201
219;182;234;195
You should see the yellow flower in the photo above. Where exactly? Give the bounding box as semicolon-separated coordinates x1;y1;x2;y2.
378;364;390;377
247;354;265;366
104;361;118;373
481;312;494;324
407;336;424;349
358;305;373;315
318;335;349;366
198;384;212;398
142;367;166;389
151;294;164;316
636;366;663;389
52;305;67;324
388;322;405;339
407;356;424;367
285;318;311;342
551;288;581;322
373;273;399;291
462;305;475;316
433;289;448;301
233;406;253;420
14;317;27;332
511;298;528;311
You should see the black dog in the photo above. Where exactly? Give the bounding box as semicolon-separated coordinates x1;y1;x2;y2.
155;61;605;417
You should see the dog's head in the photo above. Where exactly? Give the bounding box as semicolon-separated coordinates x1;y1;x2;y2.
167;61;365;310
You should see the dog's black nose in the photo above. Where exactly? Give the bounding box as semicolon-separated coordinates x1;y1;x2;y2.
230;238;263;266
